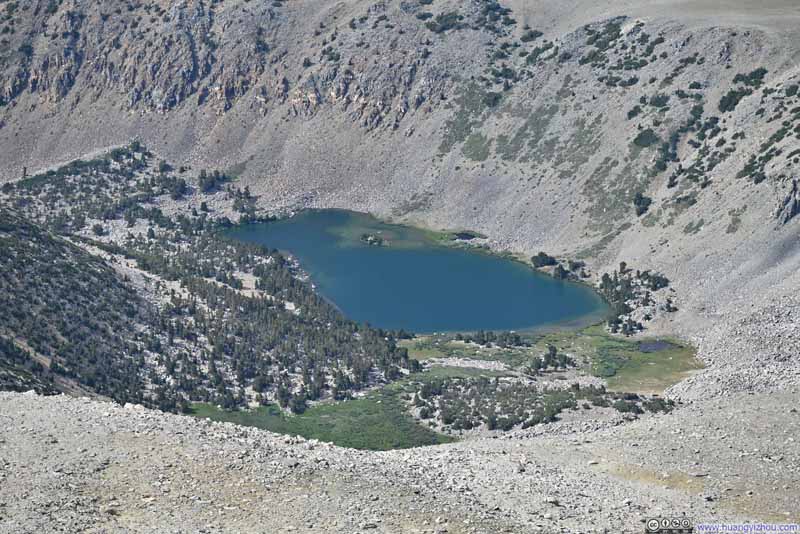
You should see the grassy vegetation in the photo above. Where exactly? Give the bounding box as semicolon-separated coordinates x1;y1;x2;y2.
189;387;454;451
438;82;501;155
568;326;703;393
402;325;702;395
495;104;559;162
582;158;645;237
462;132;492;161
604;341;702;394
190;324;699;445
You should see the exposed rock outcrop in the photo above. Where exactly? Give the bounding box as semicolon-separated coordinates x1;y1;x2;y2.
776;179;800;224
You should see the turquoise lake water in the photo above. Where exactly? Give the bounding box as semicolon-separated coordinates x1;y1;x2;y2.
227;209;608;333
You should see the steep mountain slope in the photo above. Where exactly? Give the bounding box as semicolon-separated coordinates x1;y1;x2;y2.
3;0;799;399
0;147;416;411
0;208;150;400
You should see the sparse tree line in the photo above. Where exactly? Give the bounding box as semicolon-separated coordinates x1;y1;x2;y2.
530;252;588;280
530;250;676;336
0;142;416;413
599;262;674;335
406;376;673;433
454;330;529;348
523;344;576;375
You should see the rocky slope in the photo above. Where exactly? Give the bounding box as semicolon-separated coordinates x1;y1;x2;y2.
1;390;798;533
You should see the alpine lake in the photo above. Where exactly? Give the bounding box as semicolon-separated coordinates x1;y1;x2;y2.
226;209;608;333
190;209;701;450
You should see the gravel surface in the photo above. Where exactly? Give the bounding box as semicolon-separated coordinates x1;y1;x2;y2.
2;391;797;533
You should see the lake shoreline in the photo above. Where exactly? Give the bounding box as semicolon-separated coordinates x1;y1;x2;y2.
227;208;611;334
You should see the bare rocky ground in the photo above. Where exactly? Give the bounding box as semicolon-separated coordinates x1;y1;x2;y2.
1;391;798;533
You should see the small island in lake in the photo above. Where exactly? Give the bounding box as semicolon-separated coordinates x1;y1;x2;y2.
360;232;386;246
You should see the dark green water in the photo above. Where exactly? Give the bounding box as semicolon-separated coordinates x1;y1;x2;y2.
227;209;608;333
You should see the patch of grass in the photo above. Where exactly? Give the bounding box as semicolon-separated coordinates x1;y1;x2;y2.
401;338;448;360
521;325;701;394
565;326;702;393
553;114;603;180
190;388;454;450
683;219;705;235
582;158;646;236
438;82;497;154
604;341;702;394
592;347;630;378
495;103;559;162
462;132;492;161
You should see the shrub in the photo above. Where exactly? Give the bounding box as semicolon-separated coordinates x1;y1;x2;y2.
613;399;643;414
633;128;660;148
633;192;652;216
425;12;463;33
520;29;542;42
719;87;752;113
531;252;557;268
649;94;670;108
733;67;767;88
